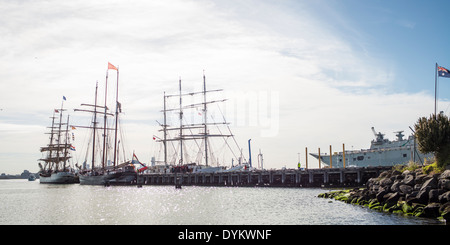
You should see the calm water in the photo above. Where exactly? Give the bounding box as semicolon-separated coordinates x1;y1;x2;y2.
0;179;443;225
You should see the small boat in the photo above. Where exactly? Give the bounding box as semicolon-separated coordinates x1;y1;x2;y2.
28;174;36;181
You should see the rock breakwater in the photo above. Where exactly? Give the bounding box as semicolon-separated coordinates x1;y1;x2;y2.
318;167;450;223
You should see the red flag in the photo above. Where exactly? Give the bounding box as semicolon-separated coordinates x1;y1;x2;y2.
108;62;118;70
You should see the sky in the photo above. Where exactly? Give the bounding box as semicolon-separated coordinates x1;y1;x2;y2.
1;0;450;174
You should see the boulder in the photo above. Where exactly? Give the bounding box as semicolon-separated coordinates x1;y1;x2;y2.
376;189;387;203
439;170;450;180
399;185;413;195
384;192;400;206
390;180;402;192
416;187;431;204
422;203;441;218
380;178;393;187
402;174;415;186
379;171;391;179
428;189;441;203
415;174;428;185
420;177;438;191
438;191;450;203
439;179;450;191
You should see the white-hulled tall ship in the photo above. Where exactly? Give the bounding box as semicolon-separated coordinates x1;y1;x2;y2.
150;73;249;173
73;63;136;185
310;127;435;168
38;97;78;184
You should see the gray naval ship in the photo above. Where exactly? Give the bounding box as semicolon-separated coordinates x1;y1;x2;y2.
310;127;434;168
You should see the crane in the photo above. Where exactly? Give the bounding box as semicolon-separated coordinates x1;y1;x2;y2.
371;127;385;144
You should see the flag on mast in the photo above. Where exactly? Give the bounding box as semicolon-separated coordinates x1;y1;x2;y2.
108;62;118;71
438;66;450;78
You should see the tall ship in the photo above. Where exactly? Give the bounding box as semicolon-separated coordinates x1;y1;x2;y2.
310;127;435;168
149;73;249;173
38;97;78;184
73;63;136;185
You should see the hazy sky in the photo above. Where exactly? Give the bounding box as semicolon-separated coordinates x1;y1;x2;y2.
1;0;450;173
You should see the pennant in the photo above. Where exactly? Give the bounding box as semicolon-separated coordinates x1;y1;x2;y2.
108;62;118;70
138;166;148;173
438;66;450;78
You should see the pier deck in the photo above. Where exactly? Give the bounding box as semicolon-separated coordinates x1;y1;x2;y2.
137;166;392;188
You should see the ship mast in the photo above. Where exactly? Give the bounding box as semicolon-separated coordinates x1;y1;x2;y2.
203;72;208;166
63;114;70;171
112;66;119;167
163;91;168;165
55;98;65;171
179;77;183;165
92;82;99;170
102;71;109;169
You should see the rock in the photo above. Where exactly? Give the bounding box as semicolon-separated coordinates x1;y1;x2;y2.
439;202;450;214
384;192;400;206
416;187;431;204
390;180;402;192
406;196;419;206
402;170;412;176
413;184;422;191
379;171;391;179
439;170;450;180
429;189;441;203
392;170;402;176
415;174;428;185
402;174;415;186
376;189;387;203
439;179;450;191
399;185;413;195
422;203;441;218
420;177;438;191
438;191;450;203
380;178;393;187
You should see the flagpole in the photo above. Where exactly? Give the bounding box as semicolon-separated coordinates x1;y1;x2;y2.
435;62;438;119
113;66;119;167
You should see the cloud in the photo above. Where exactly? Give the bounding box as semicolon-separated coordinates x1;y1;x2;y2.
0;0;441;173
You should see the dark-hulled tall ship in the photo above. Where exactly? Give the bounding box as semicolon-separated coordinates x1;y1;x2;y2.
73;63;136;185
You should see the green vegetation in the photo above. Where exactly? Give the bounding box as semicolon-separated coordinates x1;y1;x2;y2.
415;113;450;169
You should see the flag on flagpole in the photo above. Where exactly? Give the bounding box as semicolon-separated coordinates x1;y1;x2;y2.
70;145;76;151
108;62;118;70
63;96;67;101
438;66;450;78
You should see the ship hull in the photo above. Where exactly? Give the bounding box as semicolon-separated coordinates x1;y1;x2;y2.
39;171;78;184
310;148;434;168
79;172;137;185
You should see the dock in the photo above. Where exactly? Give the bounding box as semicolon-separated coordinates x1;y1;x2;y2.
137;166;392;188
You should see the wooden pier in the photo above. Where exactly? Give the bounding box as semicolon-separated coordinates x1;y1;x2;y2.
137;166;392;188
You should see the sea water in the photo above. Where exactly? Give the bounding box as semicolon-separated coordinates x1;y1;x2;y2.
0;179;443;225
